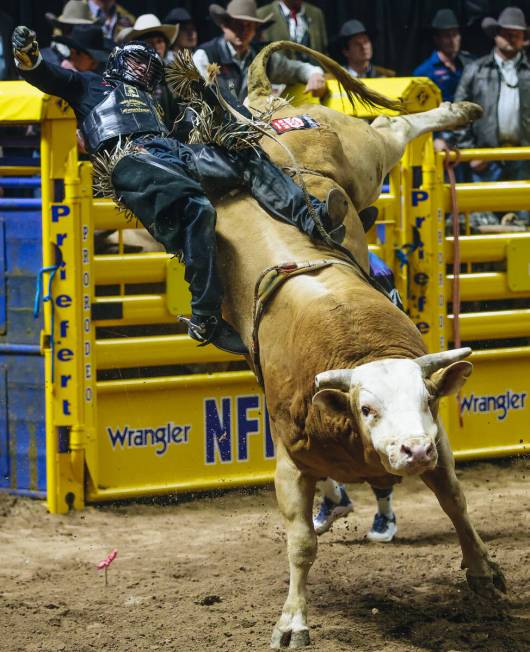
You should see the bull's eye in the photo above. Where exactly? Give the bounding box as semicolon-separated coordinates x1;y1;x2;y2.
361;405;371;417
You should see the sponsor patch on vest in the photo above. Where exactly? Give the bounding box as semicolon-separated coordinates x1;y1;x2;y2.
270;115;320;134
124;84;140;97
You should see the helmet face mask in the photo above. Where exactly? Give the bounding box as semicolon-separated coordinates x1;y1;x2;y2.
104;42;164;92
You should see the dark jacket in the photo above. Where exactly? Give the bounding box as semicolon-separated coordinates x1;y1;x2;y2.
195;36;320;103
198;37;258;102
19;59;108;123
257;1;327;54
413;50;474;102
41;44;65;67
153;82;183;132
454;49;530;147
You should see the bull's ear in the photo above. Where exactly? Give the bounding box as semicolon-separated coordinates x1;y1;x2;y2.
429;361;473;397
312;389;350;417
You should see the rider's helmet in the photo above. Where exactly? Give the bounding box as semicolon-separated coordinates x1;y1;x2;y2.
104;41;164;93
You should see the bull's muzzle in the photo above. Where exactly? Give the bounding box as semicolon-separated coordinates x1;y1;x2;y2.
388;437;438;474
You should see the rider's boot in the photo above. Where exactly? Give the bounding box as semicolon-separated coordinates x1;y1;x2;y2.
180;314;247;355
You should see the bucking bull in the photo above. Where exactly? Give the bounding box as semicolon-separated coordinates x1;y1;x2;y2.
214;43;506;648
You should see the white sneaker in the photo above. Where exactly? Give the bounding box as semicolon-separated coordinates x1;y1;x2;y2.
313;486;353;535
367;513;397;543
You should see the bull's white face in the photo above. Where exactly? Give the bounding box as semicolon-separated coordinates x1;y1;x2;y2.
313;349;473;477
350;359;438;476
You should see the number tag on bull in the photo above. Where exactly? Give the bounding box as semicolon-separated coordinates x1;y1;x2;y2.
270;115;320;134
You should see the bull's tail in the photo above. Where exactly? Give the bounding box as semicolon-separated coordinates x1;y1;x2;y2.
247;41;403;113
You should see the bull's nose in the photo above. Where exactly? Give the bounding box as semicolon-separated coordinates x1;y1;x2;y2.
400;442;435;464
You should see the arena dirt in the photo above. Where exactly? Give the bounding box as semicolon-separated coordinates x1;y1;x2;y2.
0;459;528;652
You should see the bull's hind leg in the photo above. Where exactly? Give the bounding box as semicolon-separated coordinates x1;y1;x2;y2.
371;101;483;172
421;418;507;600
271;440;317;649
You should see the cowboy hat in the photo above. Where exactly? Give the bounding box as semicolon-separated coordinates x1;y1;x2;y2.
119;14;179;45
209;0;274;27
334;18;378;47
337;18;378;42
431;8;460;31
164;8;193;25
339;19;369;40
482;7;528;38
54;24;111;63
45;0;96;28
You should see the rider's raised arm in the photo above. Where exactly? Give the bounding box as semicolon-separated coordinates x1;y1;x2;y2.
12;25;84;109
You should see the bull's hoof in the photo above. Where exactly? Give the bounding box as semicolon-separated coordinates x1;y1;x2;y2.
446;101;484;124
270;627;311;649
271;627;290;649
466;560;507;600
290;629;311;648
489;560;507;593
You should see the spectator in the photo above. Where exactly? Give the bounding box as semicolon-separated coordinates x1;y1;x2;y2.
257;0;327;60
193;0;326;102
87;0;134;41
118;15;181;131
413;9;473;102
43;0;97;66
338;19;395;78
165;8;198;58
454;5;530;224
55;24;110;73
118;14;178;60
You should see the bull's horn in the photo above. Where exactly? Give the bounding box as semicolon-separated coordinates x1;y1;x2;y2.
315;370;353;390
415;347;472;377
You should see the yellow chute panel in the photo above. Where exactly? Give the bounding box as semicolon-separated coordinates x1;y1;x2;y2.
284;76;441;117
0;80;75;122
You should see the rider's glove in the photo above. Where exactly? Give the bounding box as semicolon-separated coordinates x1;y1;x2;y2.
12;26;41;70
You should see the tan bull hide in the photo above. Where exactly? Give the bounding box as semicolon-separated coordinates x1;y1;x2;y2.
198;42;505;648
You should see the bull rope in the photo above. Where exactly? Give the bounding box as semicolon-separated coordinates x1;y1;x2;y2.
250;258;364;387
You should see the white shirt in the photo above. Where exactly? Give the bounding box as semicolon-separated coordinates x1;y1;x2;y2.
494;50;521;145
224;40;253;72
279;1;309;45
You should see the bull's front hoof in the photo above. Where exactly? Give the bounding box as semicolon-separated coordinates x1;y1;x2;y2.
270;626;311;649
271;627;290;649
489;560;507;593
466;560;507;600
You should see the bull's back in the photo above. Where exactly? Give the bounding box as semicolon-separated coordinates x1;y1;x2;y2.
259;103;388;209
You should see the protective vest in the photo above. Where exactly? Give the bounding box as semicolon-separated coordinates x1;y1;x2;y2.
81;81;168;154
